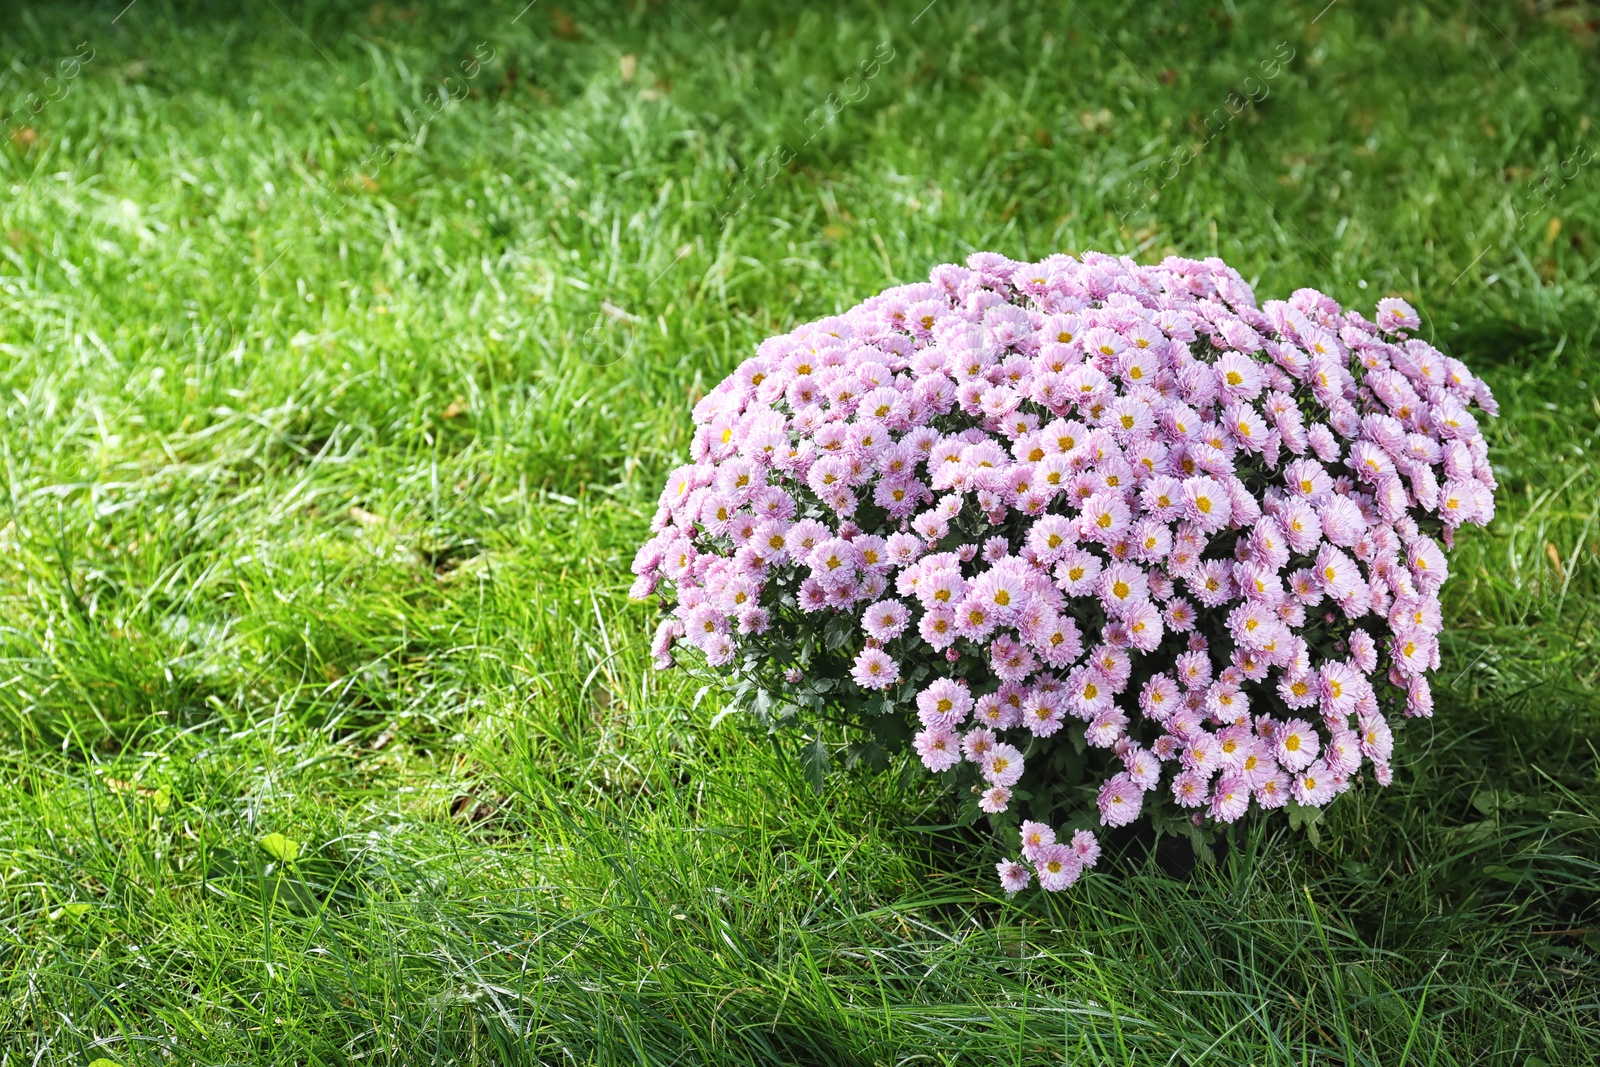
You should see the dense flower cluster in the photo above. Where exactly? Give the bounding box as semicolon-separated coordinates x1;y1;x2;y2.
631;251;1495;893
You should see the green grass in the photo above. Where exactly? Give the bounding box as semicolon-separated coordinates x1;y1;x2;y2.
1;0;1598;1062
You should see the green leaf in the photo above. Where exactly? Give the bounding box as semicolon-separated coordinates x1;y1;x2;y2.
88;1059;125;1067
898;757;922;791
955;794;982;827
269;870;326;914
843;738;888;773
822;615;853;652
751;688;774;725
203;847;249;894
1470;789;1532;819
799;736;829;794
1442;820;1497;846
1184;821;1216;865
869;713;911;751
51;902;93;921
258;833;301;863
1285;801;1323;847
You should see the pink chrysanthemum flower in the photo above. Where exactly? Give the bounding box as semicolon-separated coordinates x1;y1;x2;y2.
1033;843;1083;891
1097;773;1144;827
862;599;910;641
1070;830;1101;868
1171;770;1209;808
996;858;1031;894
979;785;1013;814
637;251;1494;893
1255;770;1291;809
1020;820;1055;861
1376;297;1420;332
913;727;961;772
1273;718;1320;772
850;647;898;690
1209;776;1251;823
1023;691;1067;737
962;727;997;763
1291;762;1337;805
982;743;1025;788
916;678;972;728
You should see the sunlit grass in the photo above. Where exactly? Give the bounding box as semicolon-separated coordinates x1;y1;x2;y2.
0;0;1597;1063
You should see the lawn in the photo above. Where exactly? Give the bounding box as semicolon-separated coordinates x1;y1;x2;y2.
1;0;1598;1063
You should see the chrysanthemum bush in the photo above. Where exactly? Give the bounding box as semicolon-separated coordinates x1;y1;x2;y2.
630;251;1496;894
